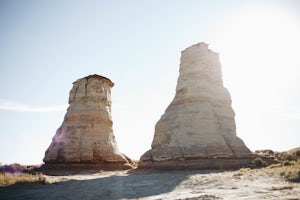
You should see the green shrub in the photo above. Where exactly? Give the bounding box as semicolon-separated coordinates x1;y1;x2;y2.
283;161;293;166
252;158;268;168
295;150;300;157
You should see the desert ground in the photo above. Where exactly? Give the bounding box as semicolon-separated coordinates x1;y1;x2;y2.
1;167;299;200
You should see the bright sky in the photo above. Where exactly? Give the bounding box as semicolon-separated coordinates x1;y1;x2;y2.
1;0;300;165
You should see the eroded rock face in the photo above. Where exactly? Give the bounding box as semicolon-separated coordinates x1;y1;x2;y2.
43;75;133;170
139;43;253;169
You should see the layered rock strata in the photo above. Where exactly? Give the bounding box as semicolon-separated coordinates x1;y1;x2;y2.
139;42;253;169
43;75;133;171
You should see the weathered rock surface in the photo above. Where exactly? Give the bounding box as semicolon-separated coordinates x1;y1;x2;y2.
43;75;133;170
139;42;253;169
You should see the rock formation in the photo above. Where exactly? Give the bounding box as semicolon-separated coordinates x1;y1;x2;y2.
43;75;133;171
139;42;253;169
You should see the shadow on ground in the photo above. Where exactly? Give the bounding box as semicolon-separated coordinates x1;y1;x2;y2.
0;170;211;200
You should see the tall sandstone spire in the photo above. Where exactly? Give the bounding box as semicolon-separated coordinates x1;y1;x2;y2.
43;75;133;171
140;43;253;169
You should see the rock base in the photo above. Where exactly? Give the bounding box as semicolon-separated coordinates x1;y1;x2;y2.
138;157;255;170
41;162;134;175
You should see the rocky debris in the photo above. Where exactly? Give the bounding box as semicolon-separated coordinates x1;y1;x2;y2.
139;42;253;169
253;150;278;165
253;148;300;167
43;74;133;171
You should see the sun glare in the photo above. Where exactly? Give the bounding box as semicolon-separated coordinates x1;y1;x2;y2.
212;5;300;150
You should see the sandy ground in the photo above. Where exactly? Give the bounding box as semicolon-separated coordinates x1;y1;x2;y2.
0;169;299;200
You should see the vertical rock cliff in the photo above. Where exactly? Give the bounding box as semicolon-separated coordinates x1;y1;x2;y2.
140;43;253;169
43;75;133;170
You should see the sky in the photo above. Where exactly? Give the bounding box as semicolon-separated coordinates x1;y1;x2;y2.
0;0;300;165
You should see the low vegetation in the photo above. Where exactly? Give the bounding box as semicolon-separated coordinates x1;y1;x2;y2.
245;147;300;183
0;164;45;186
0;172;45;186
1;148;299;186
251;157;268;168
273;148;300;182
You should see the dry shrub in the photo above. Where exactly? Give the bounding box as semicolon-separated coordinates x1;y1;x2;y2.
282;162;300;183
233;167;251;177
295;150;300;159
269;148;300;182
283;161;295;166
251;157;268;168
263;160;300;183
245;148;300;183
239;167;251;173
274;148;300;162
0;163;46;186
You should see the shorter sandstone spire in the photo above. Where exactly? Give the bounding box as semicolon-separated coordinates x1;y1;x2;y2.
43;74;133;171
139;43;253;169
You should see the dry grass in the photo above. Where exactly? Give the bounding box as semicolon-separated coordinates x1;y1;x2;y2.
269;161;300;182
274;147;300;162
0;171;46;186
237;147;300;183
256;162;300;183
235;162;300;182
264;147;300;182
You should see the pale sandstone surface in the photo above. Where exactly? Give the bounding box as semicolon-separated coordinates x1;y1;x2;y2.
1;170;299;199
140;42;252;169
43;75;133;170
